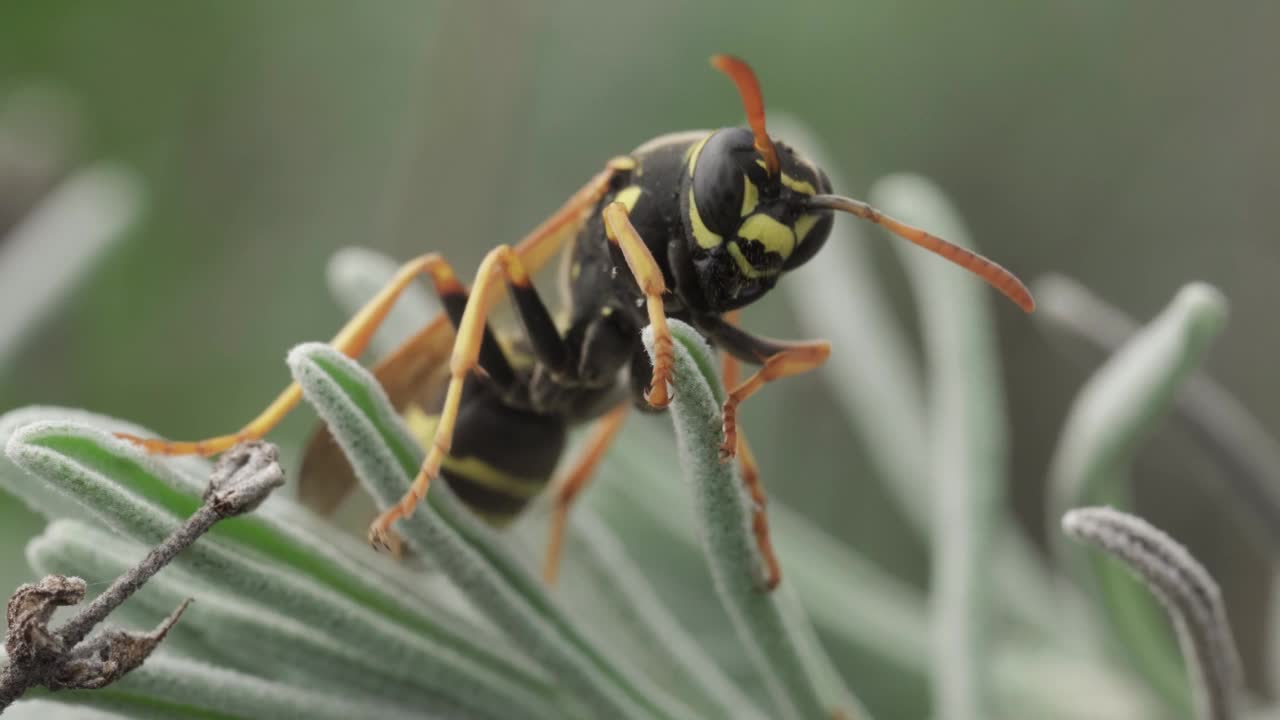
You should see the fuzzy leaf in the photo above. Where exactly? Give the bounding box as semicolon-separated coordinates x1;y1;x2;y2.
770;116;931;533
288;341;697;720
25;519;479;716
643;319;868;720
1063;507;1243;720
3;420;560;720
46;653;429;720
0;165;143;364
871;174;1025;720
515;510;768;720
1048;282;1228;716
1035;273;1280;548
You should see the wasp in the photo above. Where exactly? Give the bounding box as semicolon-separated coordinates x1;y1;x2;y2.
118;55;1033;589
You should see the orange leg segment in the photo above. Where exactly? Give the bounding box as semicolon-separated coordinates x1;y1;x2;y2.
368;245;542;548
542;402;629;586
601;202;674;408
719;312;782;591
719;340;830;462
116;254;466;456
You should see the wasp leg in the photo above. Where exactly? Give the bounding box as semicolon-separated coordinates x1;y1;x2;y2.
719;312;781;591
116;254;473;456
541;402;628;585
369;245;571;548
601;202;674;408
116;159;629;457
715;334;830;462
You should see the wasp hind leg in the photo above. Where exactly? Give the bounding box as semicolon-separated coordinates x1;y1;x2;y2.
116;253;477;456
369;245;578;548
541;402;628;586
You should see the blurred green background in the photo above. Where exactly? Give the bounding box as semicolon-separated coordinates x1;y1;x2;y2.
1;0;1276;699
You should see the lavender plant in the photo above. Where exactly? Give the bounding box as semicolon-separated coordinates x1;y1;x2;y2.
0;118;1268;719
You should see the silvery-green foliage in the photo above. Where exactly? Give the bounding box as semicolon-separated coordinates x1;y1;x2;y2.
2;149;1270;719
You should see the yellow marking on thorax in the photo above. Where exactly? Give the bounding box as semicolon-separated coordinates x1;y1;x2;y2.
688;187;723;249
613;185;643;213
740;176;759;217
739;213;796;259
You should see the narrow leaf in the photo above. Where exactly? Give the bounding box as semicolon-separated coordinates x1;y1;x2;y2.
526;510;768;720
769;115;930;533
25;520;474;716
870;174;1019;720
1048;282;1228;716
4;421;561;720
644;319;868;720
1036;273;1280;548
288;341;695;720
1063;507;1243;720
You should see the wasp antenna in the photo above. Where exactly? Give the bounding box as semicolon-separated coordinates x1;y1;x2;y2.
807;194;1036;313
710;54;780;177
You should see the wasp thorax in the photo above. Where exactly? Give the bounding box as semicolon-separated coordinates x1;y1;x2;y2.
682;127;834;311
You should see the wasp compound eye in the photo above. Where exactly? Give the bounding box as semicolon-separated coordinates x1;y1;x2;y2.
691;127;758;238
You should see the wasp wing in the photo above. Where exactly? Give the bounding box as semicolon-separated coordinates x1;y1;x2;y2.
298;315;455;514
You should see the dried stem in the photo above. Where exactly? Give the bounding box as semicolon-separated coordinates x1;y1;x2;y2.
1062;506;1243;720
0;441;284;713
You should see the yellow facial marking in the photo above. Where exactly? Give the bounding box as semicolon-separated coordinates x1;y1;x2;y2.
613;185;642;213
688;187;723;249
570;261;582;280
601;306;613;317
751;159;817;196
795;213;821;243
740;175;759;217
780;173;816;196
685;135;711;176
727;242;765;278
738;213;796;259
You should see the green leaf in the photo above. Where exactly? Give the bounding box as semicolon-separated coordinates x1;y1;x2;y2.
4;420;560;720
288;341;697;720
1035;273;1280;548
521;511;768;720
643;319;869;720
770;115;931;535
870;174;1027;720
1062;507;1243;720
26;520;477;716
1047;282;1228;717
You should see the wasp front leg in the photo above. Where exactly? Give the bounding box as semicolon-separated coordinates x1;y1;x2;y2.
699;313;831;461
719;314;781;590
601;202;674;408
